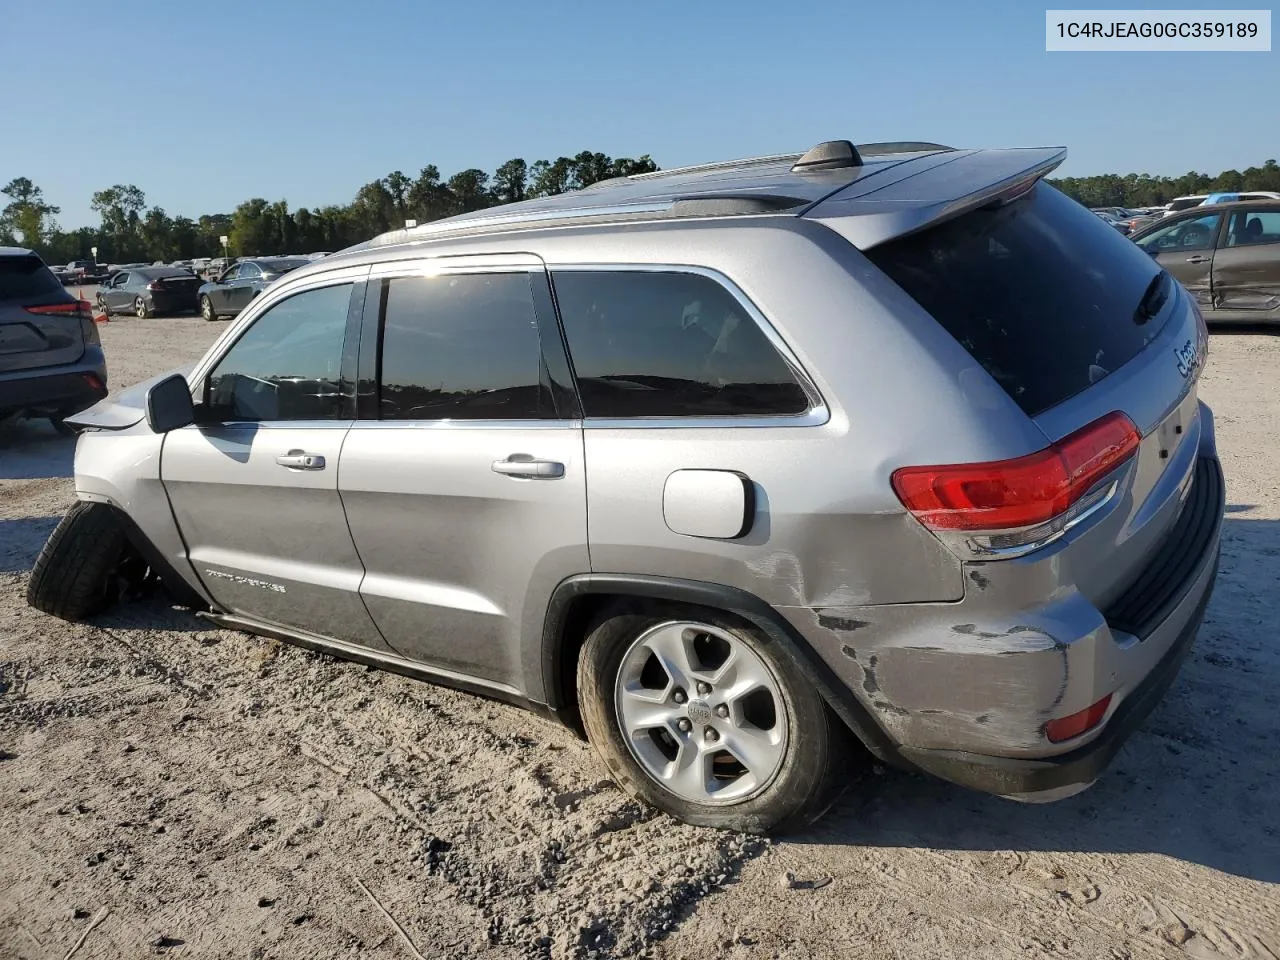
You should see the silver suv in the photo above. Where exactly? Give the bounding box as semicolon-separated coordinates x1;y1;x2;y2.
28;140;1223;832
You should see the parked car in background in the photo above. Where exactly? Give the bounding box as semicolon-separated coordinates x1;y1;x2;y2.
97;267;203;318
1132;199;1280;323
50;264;75;284
1093;211;1130;234
197;257;311;321
25;140;1222;832
1164;191;1280;216
0;247;107;433
67;259;110;284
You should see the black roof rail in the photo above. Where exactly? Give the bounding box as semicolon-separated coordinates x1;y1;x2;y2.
792;140;863;173
856;141;955;156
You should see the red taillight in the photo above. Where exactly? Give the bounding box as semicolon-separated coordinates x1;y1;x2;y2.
1045;694;1112;743
24;299;94;318
82;373;105;392
891;412;1140;532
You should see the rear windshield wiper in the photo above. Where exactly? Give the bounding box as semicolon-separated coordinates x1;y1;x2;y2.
1134;270;1171;326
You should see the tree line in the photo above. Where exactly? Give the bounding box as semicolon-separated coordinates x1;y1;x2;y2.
6;155;1279;266
1047;159;1280;208
0;149;657;265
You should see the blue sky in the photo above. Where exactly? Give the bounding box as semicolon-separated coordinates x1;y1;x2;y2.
3;0;1274;229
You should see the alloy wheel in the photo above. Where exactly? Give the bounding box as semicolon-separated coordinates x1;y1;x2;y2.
614;620;788;805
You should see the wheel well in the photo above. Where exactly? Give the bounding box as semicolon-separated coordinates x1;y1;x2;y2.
541;576;903;765
552;592;622;735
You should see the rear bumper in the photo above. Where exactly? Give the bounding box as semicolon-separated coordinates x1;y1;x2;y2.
0;351;109;417
781;450;1224;798
900;550;1217;796
150;292;199;312
901;454;1224;796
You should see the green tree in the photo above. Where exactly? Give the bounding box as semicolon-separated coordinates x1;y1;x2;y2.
383;171;412;221
407;165;452;222
228;198;276;256
446;169;490;213
1;177;61;247
528;157;576;197
492;158;528;204
91;184;147;260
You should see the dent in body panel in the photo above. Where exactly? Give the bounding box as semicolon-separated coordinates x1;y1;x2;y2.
779;593;1106;755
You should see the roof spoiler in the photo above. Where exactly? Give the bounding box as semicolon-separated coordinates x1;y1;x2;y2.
807;147;1067;249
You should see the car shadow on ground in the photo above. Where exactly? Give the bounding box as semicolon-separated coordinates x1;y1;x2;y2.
796;514;1280;886
0;418;75;480
0;515;61;574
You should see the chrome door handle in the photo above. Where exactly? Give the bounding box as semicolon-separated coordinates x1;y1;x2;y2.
491;456;565;479
1185;255;1210;263
276;451;326;470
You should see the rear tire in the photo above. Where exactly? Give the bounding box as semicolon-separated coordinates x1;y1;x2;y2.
134;297;151;319
26;502;131;621
200;295;217;322
49;416;81;437
577;601;853;834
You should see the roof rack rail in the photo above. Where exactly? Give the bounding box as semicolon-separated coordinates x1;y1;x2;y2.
856;141;955;156
792;140;862;173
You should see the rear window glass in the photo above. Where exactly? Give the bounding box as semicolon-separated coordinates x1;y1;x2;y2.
865;183;1173;417
0;256;63;300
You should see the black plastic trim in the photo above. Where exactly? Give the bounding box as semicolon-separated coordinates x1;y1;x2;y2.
110;505;212;611
1104;456;1223;637
540;574;901;762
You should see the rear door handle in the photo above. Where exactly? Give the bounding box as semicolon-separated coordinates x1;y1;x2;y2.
276;451;326;470
491;456;565;479
1185;255;1211;263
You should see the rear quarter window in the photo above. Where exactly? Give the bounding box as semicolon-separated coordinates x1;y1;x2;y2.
551;270;810;418
864;183;1174;417
0;256;63;301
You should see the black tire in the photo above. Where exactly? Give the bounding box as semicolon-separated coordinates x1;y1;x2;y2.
577;601;852;834
96;294;109;314
49;416;81;437
134;296;151;319
200;295;217;322
26;502;130;621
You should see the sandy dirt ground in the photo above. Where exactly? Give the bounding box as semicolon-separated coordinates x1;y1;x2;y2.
1;308;1277;960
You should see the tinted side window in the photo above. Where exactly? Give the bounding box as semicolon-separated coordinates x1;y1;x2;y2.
1226;210;1280;246
552;271;809;418
1138;213;1221;253
207;283;352;421
377;272;551;421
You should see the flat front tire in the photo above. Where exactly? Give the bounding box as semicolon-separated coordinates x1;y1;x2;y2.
26;502;131;621
577;602;852;833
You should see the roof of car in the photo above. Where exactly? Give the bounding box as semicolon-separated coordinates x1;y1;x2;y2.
296;140;1066;273
0;246;37;257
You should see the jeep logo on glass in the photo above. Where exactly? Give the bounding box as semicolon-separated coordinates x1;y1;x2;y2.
1175;338;1200;379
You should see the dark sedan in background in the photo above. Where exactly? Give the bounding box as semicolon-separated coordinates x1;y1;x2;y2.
1132;199;1280;324
97;267;203;318
197;257;310;321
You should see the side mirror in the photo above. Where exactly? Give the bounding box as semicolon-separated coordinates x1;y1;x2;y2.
146;373;196;433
